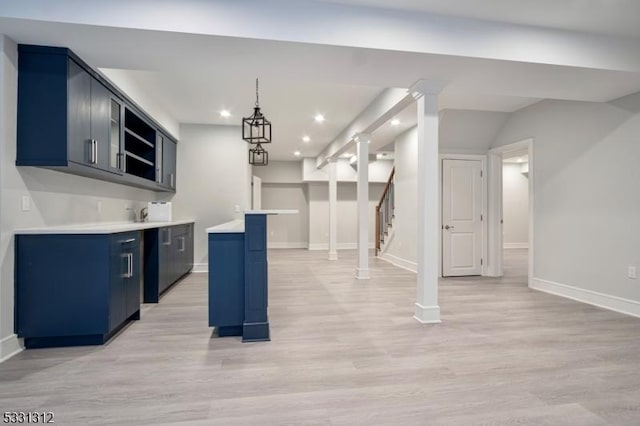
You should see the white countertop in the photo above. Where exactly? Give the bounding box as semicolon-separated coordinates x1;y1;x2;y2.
245;209;299;215
206;219;245;234
15;219;195;235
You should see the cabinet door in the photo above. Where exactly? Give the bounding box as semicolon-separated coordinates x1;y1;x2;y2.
159;227;172;293
124;241;141;318
109;250;128;332
109;97;124;174
162;138;177;190
67;60;92;166
89;79;113;173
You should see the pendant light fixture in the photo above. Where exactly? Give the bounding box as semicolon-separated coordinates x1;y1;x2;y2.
243;78;271;142
249;143;269;166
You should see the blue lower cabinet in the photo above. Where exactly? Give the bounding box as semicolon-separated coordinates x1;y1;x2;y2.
143;223;194;303
15;231;141;348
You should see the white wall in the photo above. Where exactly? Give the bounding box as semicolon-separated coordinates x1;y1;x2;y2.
307;182;384;250
492;95;640;306
262;183;309;248
252;160;302;183
383;127;418;268
0;36;165;360
164;124;251;271
502;163;529;248
303;158;394;183
439;109;510;154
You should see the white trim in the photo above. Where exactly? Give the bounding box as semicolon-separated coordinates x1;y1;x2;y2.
439;153;488;277
488;138;534;285
0;334;24;363
413;303;441;324
531;278;640;318
378;252;417;273
355;267;370;280
504;243;528;249
308;243;374;251
267;242;308;249
192;263;208;273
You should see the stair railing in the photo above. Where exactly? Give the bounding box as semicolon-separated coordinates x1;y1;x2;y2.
375;167;395;254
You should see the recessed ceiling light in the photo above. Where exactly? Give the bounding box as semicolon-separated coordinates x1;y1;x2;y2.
391;118;400;126
342;152;351;158
517;158;523;163
294;150;301;156
302;136;311;143
314;114;325;123
220;110;231;118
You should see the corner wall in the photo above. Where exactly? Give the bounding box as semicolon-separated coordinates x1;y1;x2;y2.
164;124;252;271
492;96;640;314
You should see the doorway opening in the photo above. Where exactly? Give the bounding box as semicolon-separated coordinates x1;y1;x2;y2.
487;138;534;285
501;149;530;281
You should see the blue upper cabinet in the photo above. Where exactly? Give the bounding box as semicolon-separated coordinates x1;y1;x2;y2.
16;45;177;192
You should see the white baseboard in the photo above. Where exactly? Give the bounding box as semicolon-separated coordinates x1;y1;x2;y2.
308;243;374;251
0;334;23;363
192;263;208;273
267;242;308;249
414;303;441;324
504;243;528;249
378;252;417;273
531;277;640;318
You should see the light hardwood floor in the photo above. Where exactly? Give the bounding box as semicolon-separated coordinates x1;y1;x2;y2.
2;248;640;425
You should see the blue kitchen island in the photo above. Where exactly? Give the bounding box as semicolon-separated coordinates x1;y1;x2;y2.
207;210;297;342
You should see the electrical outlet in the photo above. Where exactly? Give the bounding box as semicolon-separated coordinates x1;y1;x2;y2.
21;195;31;212
628;266;637;279
234;205;241;213
97;200;103;213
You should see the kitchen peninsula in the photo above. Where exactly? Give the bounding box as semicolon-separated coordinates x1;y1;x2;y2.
14;220;194;348
207;210;297;342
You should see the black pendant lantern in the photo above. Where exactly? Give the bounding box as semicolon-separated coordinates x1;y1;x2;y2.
249;143;269;166
242;78;271;145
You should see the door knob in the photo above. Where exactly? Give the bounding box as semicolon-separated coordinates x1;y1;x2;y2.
444;225;455;230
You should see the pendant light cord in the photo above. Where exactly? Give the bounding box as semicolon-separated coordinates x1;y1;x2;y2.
255;78;259;107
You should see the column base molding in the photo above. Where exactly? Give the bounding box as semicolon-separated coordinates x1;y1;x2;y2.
413;303;441;324
355;267;370;280
328;252;338;261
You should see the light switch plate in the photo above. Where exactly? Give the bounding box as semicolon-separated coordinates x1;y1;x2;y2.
628;266;637;279
21;195;31;212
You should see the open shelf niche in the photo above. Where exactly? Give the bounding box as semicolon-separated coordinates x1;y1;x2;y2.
124;107;156;181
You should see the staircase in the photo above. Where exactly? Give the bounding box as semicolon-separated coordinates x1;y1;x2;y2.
375;167;395;255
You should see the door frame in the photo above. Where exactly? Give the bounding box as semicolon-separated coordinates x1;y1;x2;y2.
487;138;534;286
439;153;488;277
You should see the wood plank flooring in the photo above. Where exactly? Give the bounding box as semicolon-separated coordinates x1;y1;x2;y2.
2;248;640;425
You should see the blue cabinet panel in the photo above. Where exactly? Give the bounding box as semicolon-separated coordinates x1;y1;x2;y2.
243;215;270;342
208;232;245;331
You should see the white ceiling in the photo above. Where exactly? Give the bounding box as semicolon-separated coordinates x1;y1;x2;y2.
1;3;640;160
314;0;640;39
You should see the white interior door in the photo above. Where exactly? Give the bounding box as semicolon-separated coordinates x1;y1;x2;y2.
442;159;483;277
252;176;262;210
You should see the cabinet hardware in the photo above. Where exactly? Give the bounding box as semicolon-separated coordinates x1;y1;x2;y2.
124;253;133;278
170;173;175;189
120;238;136;244
179;236;185;252
163;228;172;245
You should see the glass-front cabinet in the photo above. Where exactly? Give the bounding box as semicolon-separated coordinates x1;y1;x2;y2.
109;98;124;173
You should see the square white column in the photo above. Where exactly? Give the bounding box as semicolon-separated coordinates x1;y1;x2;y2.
411;80;445;323
328;158;338;261
355;133;370;279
